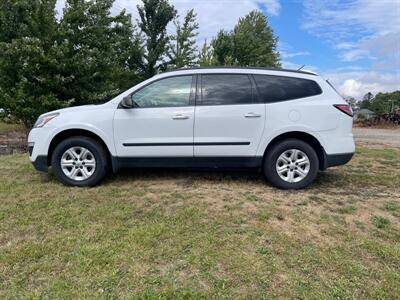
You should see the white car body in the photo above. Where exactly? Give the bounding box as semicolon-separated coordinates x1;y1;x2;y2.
28;67;355;187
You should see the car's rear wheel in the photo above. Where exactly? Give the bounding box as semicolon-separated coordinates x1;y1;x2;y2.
51;136;108;187
263;139;319;189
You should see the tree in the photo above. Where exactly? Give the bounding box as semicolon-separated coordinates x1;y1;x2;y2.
110;8;144;91
370;91;400;115
167;9;199;69
208;10;280;67
359;92;374;110
199;39;213;66
211;30;235;66
233;10;280;67
136;0;176;78
358;91;400;115
0;0;142;128
58;0;141;106
0;0;62;128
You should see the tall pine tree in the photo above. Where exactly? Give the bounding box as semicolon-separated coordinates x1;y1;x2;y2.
136;0;176;78
167;9;199;69
199;39;213;66
58;0;141;106
233;10;280;67
211;30;235;66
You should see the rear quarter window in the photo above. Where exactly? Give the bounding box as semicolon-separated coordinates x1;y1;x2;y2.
253;75;322;103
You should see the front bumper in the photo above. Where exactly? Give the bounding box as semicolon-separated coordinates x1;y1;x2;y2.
28;127;52;172
28;127;53;161
31;155;48;172
28;143;34;156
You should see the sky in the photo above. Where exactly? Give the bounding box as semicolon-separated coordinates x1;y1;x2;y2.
56;0;400;100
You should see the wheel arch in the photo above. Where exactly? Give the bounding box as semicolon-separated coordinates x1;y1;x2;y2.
263;131;327;170
47;129;115;171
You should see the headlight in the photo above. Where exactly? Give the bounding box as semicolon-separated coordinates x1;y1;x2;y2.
33;112;59;128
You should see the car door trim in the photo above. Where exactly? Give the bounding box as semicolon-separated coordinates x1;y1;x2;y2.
122;142;250;147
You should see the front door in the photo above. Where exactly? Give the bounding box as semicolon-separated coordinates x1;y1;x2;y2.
113;75;195;157
194;74;266;157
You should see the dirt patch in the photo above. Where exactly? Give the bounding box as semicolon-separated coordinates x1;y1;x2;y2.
353;127;400;148
353;123;400;130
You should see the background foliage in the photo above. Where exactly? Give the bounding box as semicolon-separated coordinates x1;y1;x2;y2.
0;0;281;128
359;91;400;115
0;0;398;129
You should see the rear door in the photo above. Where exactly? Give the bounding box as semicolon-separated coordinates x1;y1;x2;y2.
194;74;265;157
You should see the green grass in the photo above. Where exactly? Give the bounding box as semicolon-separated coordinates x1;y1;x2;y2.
0;146;399;298
0;121;24;133
371;216;391;229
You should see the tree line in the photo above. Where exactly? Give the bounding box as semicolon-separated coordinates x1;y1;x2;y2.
359;91;400;115
347;91;400;116
0;0;280;128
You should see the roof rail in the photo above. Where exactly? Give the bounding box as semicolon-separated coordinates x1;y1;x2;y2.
164;66;318;76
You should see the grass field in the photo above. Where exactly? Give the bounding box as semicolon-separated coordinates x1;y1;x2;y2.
0;121;23;133
0;147;399;298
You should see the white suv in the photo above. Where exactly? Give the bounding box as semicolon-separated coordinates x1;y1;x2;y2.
28;67;355;189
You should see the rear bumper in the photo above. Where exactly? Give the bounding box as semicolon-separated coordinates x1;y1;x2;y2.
324;152;354;169
31;155;48;172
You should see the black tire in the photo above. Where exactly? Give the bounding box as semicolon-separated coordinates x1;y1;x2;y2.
263;139;319;190
51;136;108;187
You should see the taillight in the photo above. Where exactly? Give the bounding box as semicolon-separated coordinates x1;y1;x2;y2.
334;104;353;117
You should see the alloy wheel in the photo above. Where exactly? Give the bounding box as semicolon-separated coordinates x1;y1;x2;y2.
275;149;310;183
60;146;96;181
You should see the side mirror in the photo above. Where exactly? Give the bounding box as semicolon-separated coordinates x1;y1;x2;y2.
119;95;133;109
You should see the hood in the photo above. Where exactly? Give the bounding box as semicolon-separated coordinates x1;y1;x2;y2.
40;103;109;118
55;104;98;114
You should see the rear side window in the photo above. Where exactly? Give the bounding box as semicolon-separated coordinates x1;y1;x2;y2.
201;74;253;105
253;75;322;103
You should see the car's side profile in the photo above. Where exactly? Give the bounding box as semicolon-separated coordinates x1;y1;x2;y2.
28;67;355;189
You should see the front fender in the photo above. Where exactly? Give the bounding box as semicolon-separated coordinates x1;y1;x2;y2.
47;123;116;156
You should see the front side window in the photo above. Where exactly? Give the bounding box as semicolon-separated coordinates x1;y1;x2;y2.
253;75;322;103
132;76;193;108
201;74;253;105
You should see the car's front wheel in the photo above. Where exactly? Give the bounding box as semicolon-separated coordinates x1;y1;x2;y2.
263;139;319;189
51;136;108;187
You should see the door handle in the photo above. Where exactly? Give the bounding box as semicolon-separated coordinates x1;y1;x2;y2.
244;112;261;118
172;114;189;120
